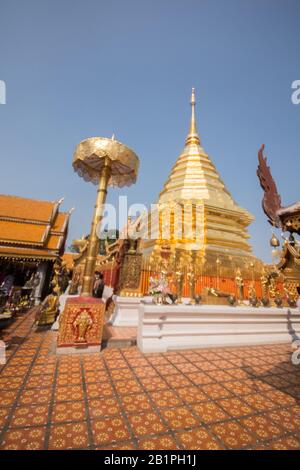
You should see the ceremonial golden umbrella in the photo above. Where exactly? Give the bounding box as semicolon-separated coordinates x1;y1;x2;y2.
73;136;139;296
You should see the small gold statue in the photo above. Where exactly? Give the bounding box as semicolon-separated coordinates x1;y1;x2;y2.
248;282;259;307
269;276;282;307
260;270;269;298
283;281;297;307
235;268;244;302
37;285;60;326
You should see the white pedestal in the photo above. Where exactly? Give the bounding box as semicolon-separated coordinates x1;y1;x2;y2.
111;296;142;326
137;304;300;353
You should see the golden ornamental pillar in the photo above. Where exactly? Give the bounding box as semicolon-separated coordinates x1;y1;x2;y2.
72;136;139;297
81;157;111;296
57;136;139;353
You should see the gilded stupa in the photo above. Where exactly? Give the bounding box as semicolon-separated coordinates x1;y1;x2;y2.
142;89;263;279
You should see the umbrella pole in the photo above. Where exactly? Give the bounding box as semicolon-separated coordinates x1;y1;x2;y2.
81;157;111;296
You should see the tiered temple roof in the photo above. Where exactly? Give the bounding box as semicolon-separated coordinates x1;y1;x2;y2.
0;195;70;261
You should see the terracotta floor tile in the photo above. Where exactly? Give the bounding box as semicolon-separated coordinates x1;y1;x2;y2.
180;352;202;361
49;422;89;449
239;415;285;441
217;397;254;418
211;421;256;449
211;360;235;370
149;390;183;408
1;365;29;377
243;378;274;393
26;374;55;388
154;364;179;376
194;361;219;372
106;359;132;369
31;364;56;375
284;386;300;398
0;426;46;450
269;436;300;450
163;374;192;389
84;370;109;383
121;393;152;414
176;427;223;450
192;402;230;424
88;397;120;419
268;406;300;432
226;368;251;380
222;380;254;396
139;376;169;392
10;404;49;427
82;360;106;372
198;352;220;361
161;407;198;430
0;407;11;427
92;417;131;446
202;383;233;400
128;411;167;437
55;372;82;386
206;370;234;382
175;363;199;374
54;385;84;402
132;366;158;378
176;386;209;404
147;357;170;366
86;382;115;399
18;387;52;406
52;401;86;423
0;390;19;407
244;393;279;412
110;368;135;381
139;434;180;450
57;365;81;375
187;372;215;386
115;379;143;396
166;355;189;365
0;376;24;390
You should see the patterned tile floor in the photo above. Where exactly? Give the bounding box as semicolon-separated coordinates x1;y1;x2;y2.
1;309;300;450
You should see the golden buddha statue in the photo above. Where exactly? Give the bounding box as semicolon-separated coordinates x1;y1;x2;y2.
37;285;60;326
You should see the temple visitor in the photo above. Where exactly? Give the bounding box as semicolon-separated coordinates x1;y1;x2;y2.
93;271;105;298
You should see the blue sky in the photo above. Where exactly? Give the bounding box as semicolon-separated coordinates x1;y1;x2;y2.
1;0;299;261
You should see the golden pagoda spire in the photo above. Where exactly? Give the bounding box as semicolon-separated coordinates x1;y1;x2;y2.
185;87;201;146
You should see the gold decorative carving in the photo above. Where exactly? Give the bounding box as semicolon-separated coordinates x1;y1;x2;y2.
118;253;142;295
73;309;93;343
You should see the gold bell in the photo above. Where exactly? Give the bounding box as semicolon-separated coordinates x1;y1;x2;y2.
270;233;280;248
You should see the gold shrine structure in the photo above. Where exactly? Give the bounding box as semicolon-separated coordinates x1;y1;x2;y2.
140;89;263;297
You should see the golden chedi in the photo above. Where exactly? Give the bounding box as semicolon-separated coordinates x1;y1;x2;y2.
142;89;263;280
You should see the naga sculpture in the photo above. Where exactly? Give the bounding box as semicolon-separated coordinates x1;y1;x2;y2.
257;144;300;289
257;144;300;234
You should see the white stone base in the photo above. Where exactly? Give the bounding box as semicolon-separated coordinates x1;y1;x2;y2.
110;296;143;326
137;304;300;353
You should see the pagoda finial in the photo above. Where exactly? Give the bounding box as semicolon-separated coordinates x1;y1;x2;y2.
186;87;200;145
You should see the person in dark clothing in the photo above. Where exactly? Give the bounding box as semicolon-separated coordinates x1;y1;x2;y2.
93;272;105;298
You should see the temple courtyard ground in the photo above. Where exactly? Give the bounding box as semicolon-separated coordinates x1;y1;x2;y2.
1;309;300;450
